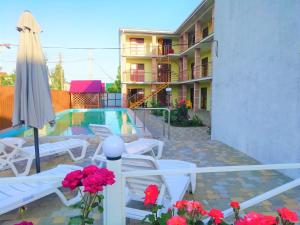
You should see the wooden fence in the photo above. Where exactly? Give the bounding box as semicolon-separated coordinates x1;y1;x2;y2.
0;86;71;130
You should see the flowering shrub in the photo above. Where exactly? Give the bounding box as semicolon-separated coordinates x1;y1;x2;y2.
164;99;202;127
142;184;299;225
62;165;115;225
14;222;34;225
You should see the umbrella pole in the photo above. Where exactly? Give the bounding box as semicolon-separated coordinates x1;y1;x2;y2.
33;127;41;173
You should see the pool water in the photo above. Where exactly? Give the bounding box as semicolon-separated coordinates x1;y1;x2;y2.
0;109;137;137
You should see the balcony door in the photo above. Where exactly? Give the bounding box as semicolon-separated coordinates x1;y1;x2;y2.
130;38;144;55
200;87;207;110
163;39;172;55
201;57;208;77
157;64;171;82
130;64;144;82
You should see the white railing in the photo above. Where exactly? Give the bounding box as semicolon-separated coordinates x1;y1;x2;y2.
1;144;300;225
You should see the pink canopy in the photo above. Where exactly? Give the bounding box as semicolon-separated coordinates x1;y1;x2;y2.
69;80;102;93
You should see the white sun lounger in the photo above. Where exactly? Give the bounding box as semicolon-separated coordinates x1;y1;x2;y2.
122;154;197;220
0;137;89;176
89;124;164;163
0;164;82;215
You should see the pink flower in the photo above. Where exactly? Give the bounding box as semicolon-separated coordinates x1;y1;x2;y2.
167;216;187;225
144;184;159;205
208;208;224;225
186;201;207;215
236;212;277;225
14;222;34;225
277;208;298;223
62;170;83;190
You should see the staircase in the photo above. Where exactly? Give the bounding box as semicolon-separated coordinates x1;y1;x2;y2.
128;49;171;109
129;82;169;109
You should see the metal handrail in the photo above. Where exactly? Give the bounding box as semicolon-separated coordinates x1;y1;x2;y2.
132;107;171;139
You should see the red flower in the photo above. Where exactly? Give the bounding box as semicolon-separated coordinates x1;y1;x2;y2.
277;208;298;223
62;170;83;190
167;216;187;225
14;222;34;225
236;212;277;225
96;168;115;185
208;208;224;225
230;201;240;209
82;173;107;193
82;165;99;177
174;200;188;209
144;184;159;205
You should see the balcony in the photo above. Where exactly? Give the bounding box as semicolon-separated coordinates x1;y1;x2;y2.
122;44;180;57
122;70;152;83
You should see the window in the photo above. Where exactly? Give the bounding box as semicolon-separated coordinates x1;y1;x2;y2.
201;57;208;77
202;27;209;39
191;63;195;79
130;38;144;55
201;88;207;110
130;64;144;82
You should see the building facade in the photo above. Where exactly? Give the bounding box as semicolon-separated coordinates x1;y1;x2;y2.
120;0;300;178
211;0;300;178
120;0;214;112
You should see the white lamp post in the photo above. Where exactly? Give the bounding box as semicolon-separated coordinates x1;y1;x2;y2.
103;135;125;225
166;87;172;107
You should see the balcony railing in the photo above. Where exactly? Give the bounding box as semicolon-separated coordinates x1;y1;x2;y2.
185;62;213;80
121;44;180;56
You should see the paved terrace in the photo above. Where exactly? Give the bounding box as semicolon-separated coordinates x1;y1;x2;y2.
1;111;299;224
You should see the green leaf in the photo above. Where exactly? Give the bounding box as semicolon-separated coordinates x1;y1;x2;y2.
84;217;94;224
207;219;213;225
98;205;104;213
68;216;83;225
91;202;98;208
97;194;104;202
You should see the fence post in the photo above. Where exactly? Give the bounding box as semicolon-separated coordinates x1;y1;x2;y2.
103;135;126;225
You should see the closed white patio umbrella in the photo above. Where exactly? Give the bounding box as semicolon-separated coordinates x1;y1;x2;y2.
12;10;55;173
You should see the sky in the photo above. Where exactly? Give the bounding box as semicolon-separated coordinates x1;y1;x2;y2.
0;0;200;83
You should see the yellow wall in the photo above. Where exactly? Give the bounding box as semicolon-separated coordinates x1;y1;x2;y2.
170;59;179;82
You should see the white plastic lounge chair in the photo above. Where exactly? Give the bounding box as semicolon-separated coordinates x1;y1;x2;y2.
0;164;82;215
122;154;197;220
0;137;89;176
89;124;164;163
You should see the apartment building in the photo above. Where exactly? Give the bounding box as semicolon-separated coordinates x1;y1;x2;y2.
120;0;300;178
119;0;214;112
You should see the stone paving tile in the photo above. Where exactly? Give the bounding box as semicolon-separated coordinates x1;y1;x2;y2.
1;111;300;224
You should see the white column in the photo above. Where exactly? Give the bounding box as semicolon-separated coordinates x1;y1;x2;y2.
103;136;126;225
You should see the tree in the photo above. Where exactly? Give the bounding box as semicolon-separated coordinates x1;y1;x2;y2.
49;63;65;90
107;66;121;93
0;73;16;86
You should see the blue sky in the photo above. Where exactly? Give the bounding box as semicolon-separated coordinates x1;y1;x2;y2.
0;0;200;83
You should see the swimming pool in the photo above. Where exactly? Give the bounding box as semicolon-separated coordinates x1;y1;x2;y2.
0;108;138;138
